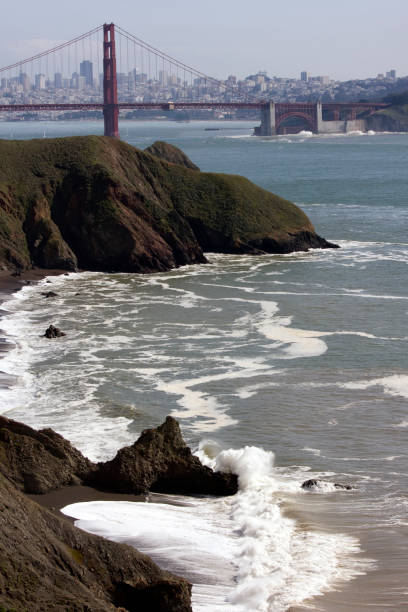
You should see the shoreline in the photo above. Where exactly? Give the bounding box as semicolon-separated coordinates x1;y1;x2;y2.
0;268;69;389
0;267;397;612
28;485;147;524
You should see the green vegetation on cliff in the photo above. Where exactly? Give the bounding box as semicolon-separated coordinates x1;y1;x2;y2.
366;92;408;131
0;136;335;273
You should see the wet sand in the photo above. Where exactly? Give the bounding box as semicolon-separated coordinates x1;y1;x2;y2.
28;485;146;523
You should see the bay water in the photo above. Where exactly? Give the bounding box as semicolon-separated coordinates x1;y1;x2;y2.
1;120;408;610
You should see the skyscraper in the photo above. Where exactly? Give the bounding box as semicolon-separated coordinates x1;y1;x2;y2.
80;60;93;87
54;73;63;89
34;74;46;90
19;73;30;91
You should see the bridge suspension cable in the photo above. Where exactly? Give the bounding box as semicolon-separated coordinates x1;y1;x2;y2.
0;25;103;74
115;25;241;98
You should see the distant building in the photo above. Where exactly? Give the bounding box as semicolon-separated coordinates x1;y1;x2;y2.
19;73;30;91
318;75;330;85
71;72;86;90
80;60;93;87
159;70;168;86
54;73;63;89
390;69;396;79
300;71;309;81
34;74;46;90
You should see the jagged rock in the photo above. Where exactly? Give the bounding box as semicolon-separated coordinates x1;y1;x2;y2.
0;415;93;494
0;471;192;611
301;478;353;491
89;416;238;496
0;415;237;498
41;290;58;298
44;324;66;338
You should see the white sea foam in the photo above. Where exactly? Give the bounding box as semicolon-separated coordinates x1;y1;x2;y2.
153;357;276;432
302;447;322;457
343;375;408;399
63;444;371;611
255;301;328;358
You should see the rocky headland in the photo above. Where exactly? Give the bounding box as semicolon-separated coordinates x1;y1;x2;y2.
0;135;337;273
366;104;408;132
0;415;237;611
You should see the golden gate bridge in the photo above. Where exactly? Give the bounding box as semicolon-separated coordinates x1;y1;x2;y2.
0;23;389;137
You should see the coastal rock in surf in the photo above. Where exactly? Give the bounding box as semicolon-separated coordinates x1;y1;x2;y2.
41;291;58;298
301;478;353;491
0;415;92;494
88;416;238;496
0;136;337;273
0;470;192;611
44;324;66;338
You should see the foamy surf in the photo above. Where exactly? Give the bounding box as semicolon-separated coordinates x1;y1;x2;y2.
63;443;371;612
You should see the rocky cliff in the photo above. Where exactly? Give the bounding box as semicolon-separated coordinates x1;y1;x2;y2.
0;471;192;611
0;415;237;610
0;136;336;272
366;104;408;132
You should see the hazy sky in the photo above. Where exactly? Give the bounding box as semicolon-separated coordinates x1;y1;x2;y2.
2;0;407;81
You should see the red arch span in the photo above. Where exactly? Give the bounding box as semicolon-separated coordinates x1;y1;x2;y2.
275;112;317;134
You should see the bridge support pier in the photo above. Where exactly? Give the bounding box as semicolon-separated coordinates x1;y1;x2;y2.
103;23;119;138
316;101;323;134
254;101;276;136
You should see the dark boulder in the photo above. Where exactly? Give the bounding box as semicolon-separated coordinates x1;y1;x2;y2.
44;324;66;338
88;416;238;496
0;415;93;494
301;478;353;491
41;290;58;298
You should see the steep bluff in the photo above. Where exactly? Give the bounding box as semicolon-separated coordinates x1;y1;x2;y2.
0;136;337;272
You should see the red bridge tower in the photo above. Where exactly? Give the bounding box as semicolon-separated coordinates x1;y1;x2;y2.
103;23;119;138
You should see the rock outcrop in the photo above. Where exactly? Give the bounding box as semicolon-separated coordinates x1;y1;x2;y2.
44;324;66;338
0;415;92;493
301;478;353;491
0;136;337;272
89;416;238;496
0;414;237;496
0;471;192;611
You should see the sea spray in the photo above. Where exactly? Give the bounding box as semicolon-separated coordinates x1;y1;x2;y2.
199;443;370;611
63;441;370;611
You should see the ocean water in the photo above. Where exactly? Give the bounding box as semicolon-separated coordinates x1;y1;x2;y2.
1;120;408;611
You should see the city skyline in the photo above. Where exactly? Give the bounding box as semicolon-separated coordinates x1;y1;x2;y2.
1;0;407;82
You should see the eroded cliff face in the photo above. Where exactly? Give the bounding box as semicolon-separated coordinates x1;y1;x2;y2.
0;136;336;272
0;472;192;612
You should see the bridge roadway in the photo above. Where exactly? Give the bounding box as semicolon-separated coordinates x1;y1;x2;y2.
0;101;389;136
0;102;389;112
